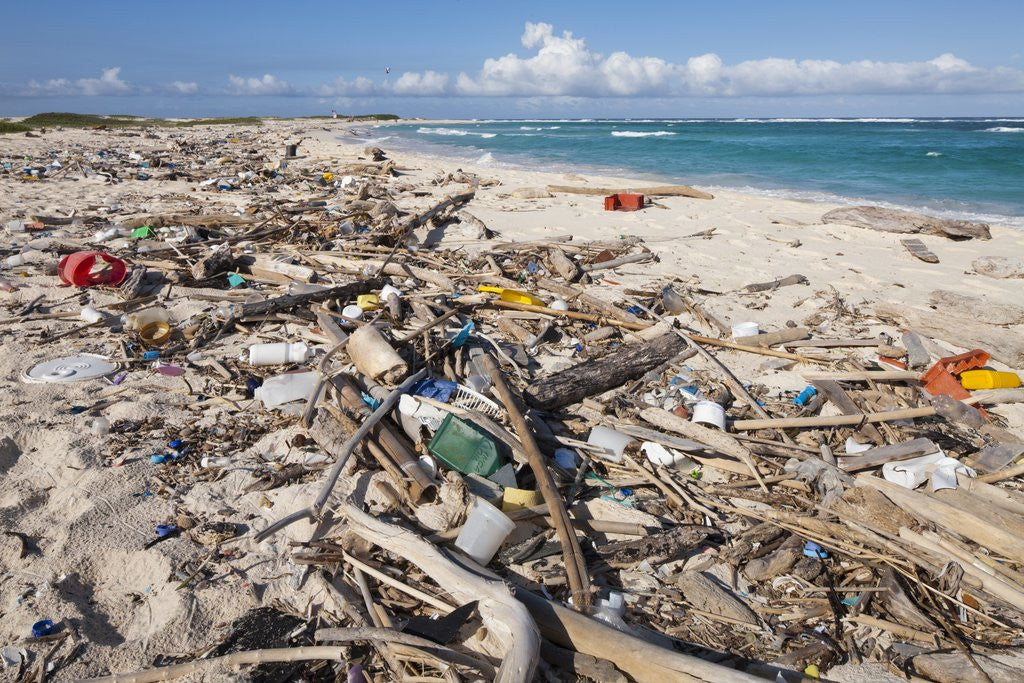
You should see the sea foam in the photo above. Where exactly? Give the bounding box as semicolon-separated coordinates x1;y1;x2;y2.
981;127;1024;133
610;130;676;137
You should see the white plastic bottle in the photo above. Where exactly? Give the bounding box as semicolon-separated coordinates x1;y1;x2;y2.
248;342;312;366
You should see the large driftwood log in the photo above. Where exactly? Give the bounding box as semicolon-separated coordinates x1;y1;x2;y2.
191;245;235;280
524;332;687;410
742;274;808;292
547;184;714;200
341;504;539;683
929;289;1024;325
122;213;257;229
908;652;1024;683
822;206;991;240
874;302;1024;367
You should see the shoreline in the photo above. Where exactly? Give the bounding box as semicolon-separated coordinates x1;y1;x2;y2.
360;118;1024;230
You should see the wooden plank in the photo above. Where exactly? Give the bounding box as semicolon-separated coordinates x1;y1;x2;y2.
901;238;939;263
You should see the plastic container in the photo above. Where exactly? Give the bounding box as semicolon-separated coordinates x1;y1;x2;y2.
960;370;1021;390
428;414;502;476
124;307;171;346
201;456;232;468
692;401;726;430
502;487;544;512
586;426;635;463
254;371;318;408
454;498;516;565
248;342;312;366
81;306;105;324
661;286;685;315
549;299;569;311
356;294;380;310
476;285;544;306
731;322;759;339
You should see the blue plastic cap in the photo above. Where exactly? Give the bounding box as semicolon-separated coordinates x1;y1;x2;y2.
803;541;828;558
155;524;177;537
31;619;55;638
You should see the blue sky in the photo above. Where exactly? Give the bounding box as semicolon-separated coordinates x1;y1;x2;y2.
2;0;1023;118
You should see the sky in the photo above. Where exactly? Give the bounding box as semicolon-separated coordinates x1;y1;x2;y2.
2;0;1023;118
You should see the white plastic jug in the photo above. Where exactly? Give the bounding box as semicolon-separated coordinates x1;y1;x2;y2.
454;498;516;565
254;371;318;408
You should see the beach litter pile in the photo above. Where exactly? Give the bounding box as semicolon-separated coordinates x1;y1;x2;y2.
1;120;1024;682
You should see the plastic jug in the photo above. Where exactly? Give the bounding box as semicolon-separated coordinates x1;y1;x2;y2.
248;342;312;366
254;371;318;408
960;370;1021;390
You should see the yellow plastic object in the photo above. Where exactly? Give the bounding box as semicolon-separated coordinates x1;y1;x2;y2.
356;294;380;311
502;487;544;513
803;664;819;679
960;370;1021;390
322;172;334;182
476;285;544;307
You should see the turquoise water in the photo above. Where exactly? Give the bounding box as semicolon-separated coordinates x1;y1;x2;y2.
371;118;1024;227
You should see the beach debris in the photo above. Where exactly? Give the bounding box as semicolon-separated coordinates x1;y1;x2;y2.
973;255;1024;279
822;205;992;239
3;123;1024;683
901;237;939;262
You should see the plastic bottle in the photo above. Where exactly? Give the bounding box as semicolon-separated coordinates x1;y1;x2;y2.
661;285;685;315
201;456;232;468
793;386;818;407
254;371;318;408
248;342;312;366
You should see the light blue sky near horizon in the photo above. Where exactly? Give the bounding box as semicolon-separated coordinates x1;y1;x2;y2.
2;1;1023;118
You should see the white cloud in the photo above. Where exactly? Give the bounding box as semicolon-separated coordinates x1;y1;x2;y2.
442;22;1024;97
24;67;131;96
168;80;198;94
226;73;294;96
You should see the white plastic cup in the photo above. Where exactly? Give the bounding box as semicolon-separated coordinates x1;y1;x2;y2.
248;342;311;366
731;322;759;339
455;498;516;565
692;401;726;430
586;426;635;463
81;306;105;324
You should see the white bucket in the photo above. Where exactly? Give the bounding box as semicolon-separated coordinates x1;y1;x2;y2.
248;342;312;366
587;426;635;463
692;401;726;430
731;322;759;339
455;498;516;565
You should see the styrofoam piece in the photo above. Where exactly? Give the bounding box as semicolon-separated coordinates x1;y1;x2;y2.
731;321;760;339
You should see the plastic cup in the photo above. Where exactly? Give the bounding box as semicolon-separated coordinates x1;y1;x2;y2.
692;401;726;430
731;322;759;339
454;498;516;565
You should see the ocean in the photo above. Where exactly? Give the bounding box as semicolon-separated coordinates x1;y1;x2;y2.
366;118;1024;228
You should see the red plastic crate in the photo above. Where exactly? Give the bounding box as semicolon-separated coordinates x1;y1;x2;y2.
604;193;644;211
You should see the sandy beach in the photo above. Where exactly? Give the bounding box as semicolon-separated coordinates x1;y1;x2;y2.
1;117;1023;681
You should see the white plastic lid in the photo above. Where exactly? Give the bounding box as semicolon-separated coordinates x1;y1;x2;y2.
23;355;117;383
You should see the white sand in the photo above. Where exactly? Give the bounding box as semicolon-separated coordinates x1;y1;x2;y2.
0;118;1020;680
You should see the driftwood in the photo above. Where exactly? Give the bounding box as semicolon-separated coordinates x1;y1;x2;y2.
547;184;714;200
837;437;937;472
676;571;759;625
908;652;1024;683
547;247;581;282
901;238;939;263
736;327;809;347
512;587;765;683
314;254;454;290
742;274;808;292
581;252;654;272
190;246;235;280
875;302;1024;367
121;213;258;229
821;205;991;240
118;265;149;300
341;504;540;683
239;278;387;320
524;332;688;410
731;406;935;430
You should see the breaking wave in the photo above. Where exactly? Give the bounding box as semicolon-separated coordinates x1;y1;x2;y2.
610;130;676;137
981;126;1024;133
417;127;496;138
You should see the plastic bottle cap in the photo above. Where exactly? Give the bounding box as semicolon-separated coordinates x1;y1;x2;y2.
341;305;363;321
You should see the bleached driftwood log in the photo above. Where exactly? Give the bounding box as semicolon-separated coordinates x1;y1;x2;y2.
822;205;991;240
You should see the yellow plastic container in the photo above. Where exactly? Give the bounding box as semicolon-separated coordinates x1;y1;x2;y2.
960;370;1021;390
476;285;544;307
356;294;380;311
502;487;544;513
